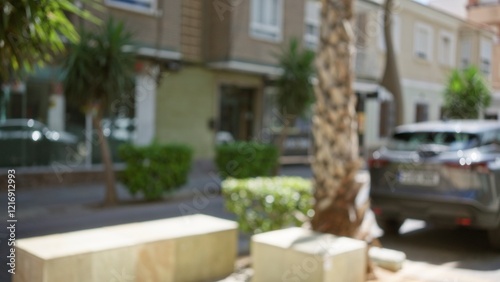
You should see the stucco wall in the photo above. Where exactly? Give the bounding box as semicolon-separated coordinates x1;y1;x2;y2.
402;80;445;124
156;67;216;159
229;0;305;65
83;0;182;53
155;66;264;159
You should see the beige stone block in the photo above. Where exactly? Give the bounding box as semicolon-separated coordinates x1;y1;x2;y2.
43;252;94;282
15;214;238;282
369;246;406;272
136;240;175;282
251;227;367;282
175;229;237;282
15;248;45;282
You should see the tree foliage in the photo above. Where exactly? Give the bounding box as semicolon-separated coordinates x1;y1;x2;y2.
276;38;315;118
63;19;135;110
0;0;98;79
443;66;491;119
222;177;313;234
273;38;315;172
62;18;135;205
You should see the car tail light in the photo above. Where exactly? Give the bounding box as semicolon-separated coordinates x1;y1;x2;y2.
368;158;390;169
445;161;489;174
456;217;472;226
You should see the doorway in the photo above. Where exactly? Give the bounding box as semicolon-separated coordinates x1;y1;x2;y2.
219;85;256;141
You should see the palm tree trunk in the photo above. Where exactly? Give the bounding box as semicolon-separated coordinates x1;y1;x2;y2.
312;0;376;277
273;115;295;175
381;0;404;126
312;0;362;236
92;105;117;206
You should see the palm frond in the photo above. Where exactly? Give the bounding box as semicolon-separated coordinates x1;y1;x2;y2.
0;0;102;80
62;18;135;112
276;38;315;117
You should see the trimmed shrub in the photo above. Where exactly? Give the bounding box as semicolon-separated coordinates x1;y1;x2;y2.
222;177;313;233
215;142;279;179
118;143;193;200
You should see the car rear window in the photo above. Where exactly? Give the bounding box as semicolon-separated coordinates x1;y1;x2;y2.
387;131;480;151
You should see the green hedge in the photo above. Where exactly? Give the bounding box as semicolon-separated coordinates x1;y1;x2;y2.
222;177;313;234
215;142;279;179
118;143;193;200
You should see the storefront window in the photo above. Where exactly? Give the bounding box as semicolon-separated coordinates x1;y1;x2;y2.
0;67;135;168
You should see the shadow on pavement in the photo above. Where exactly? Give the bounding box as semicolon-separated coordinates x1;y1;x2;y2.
380;222;500;272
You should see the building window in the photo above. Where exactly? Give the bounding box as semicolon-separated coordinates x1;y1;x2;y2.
460;38;472;69
378;13;401;53
304;1;320;49
414;22;433;61
438;30;455;67
250;0;283;42
355;13;368;48
105;0;157;14
480;38;492;76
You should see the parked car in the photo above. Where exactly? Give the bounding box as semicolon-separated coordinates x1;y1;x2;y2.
369;120;500;248
101;117;136;142
0;119;79;167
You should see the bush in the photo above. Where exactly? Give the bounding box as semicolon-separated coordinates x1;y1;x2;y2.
118;143;193;200
222;177;313;233
215;142;279;179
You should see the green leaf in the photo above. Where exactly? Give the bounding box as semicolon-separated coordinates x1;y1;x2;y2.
222;177;313;234
118;143;193;200
1;0;102;80
443;66;491;119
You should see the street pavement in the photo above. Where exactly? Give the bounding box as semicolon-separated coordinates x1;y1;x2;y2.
0;164;499;282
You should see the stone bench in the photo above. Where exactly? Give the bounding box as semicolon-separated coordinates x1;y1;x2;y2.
251;227;367;282
14;214;238;282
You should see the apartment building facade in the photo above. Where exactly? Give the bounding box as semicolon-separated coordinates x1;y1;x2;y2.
89;0;496;159
395;0;494;121
468;0;500;118
92;0;387;159
1;0;483;162
356;0;496;149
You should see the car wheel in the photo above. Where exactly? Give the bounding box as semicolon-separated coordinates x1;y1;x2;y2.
377;218;403;235
488;226;500;249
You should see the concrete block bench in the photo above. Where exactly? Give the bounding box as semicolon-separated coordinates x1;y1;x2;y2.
251;227;367;282
14;214;238;282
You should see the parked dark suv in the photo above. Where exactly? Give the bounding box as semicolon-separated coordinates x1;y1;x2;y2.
369;120;500;248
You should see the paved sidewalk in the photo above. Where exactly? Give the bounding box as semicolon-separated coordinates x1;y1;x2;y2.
0;164;314;282
1;164;315;224
1;164;495;282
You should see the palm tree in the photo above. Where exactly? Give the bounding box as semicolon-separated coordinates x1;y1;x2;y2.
1;0;97;122
63;19;135;206
380;0;404;126
443;66;491;119
0;0;97;79
311;0;377;276
274;38;315;172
